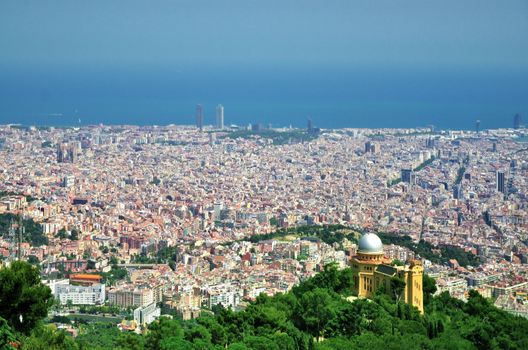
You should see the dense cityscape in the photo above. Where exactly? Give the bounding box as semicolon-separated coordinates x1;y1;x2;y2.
0;114;527;348
2;1;528;348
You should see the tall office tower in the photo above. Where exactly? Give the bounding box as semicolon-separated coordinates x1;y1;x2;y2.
401;169;414;184
513;113;522;129
364;141;378;154
365;141;372;153
425;138;434;148
496;171;506;194
251;123;263;132
57;144;65;162
307;118;313;133
452;184;463;199
216;104;224;129
196;104;204;131
475;120;480;133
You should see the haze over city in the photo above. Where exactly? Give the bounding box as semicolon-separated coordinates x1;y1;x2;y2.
1;1;528;350
1;0;527;128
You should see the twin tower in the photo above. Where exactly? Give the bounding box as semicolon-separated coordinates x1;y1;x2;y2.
196;104;224;130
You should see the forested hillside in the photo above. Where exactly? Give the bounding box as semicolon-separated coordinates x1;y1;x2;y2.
1;262;527;349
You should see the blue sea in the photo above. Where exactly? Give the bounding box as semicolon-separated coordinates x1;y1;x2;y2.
0;65;526;130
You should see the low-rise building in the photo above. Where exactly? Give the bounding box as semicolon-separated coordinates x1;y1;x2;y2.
134;302;161;326
108;285;154;308
52;280;105;305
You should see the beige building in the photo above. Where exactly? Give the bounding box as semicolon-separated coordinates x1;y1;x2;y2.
350;233;424;313
108;285;154;308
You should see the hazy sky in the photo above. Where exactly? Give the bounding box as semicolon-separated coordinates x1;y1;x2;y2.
1;1;527;128
1;0;528;71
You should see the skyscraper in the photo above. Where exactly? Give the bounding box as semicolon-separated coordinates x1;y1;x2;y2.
513;113;522;129
496;171;506;194
475;120;480;133
216;104;224;130
401;169;414;184
196;104;204;131
453;184;463;199
425;138;436;148
365;141;372;153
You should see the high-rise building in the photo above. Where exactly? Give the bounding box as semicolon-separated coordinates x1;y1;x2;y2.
196;104;204;131
425;138;436;149
513;113;523;129
364;141;379;154
251;123;263;132
401;169;414;184
475;120;480;133
453;184;463;199
306;118;320;134
496;171;506;194
209;133;216;146
216;104;224;129
365;141;372;153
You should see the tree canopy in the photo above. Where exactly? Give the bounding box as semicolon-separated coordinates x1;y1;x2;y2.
0;261;53;334
0;213;48;247
1;261;528;349
377;232;481;267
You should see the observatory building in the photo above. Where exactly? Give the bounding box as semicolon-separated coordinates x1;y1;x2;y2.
350;233;424;313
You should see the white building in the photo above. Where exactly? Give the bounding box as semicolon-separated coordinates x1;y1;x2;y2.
62;175;75;188
52;280;106;305
134;302;161;326
203;283;241;309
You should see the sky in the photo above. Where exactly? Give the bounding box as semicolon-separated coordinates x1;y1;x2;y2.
0;0;527;127
2;0;527;70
